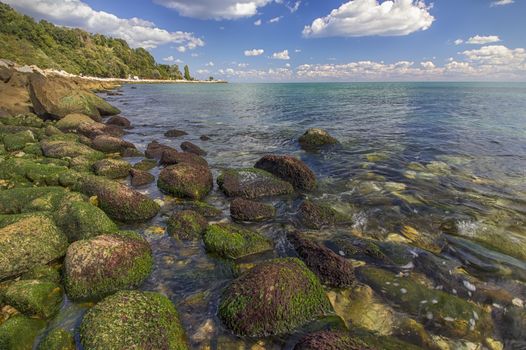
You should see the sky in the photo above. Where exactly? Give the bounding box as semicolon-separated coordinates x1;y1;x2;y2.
3;0;526;82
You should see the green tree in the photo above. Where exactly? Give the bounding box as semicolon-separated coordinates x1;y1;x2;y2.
184;65;192;80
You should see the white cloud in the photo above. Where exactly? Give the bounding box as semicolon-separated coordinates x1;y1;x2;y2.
454;39;464;46
154;0;273;19
205;61;215;67
466;35;501;45
245;49;265;56
177;46;187;53
196;69;210;74
269;16;283;23
285;63;291;67
461;45;526;66
287;1;301;13
238;63;249;68
163;56;175;62
217;67;293;81
295;49;302;53
303;0;434;38
491;0;514;6
420;61;435;69
4;0;204;50
254;19;262;26
271;49;290;60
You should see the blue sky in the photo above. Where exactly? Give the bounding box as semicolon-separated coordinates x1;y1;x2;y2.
4;0;526;81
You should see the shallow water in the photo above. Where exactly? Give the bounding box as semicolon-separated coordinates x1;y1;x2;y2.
55;83;526;348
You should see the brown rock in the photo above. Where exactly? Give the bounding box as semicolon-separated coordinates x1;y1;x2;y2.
181;141;207;156
78;122;125;139
164;129;188;138
91;135;137;155
106;116;132;129
255;155;316;191
130;169;155;187
145;141;176;159
230;198;275;222
158;163;213;200
160;148;208;167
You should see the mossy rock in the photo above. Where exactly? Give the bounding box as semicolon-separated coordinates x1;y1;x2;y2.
64;233;153;301
80;290;189;350
217;168;294;199
230;197;276;222
40;139;104;161
158;163;213;200
0;113;45;128
0;315;46;350
203;223;272;259
167;210;207;240
74;175;160;223
91;135;137;155
130;169;155;187
55;113;95;131
219;257;331;336
0;186;83;214
23;143;43;156
294;330;371;350
0;158;73;187
3;279;62;319
358;267;493;342
54;200;118;242
38;328;75;350
20;265;61;285
298;200;352;229
298;128;338;150
0;214;69;280
175;201;222;218
92;158;131;179
254;155;317;191
133;159;157;171
3;130;35;151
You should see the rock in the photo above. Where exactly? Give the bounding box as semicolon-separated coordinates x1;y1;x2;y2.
219;258;331;336
37;328;75;350
91;135;137;155
158;163;213;200
160;148;208;167
164;129;188;138
0;66;12;83
133;159;157;171
0;214;68;280
64;232;153;301
55;113;95;131
145;140;175;159
3;130;35;151
175;201;222;218
230;198;276;222
203;223;272;259
20;265;61;285
167;210;207;240
255;155;316;191
54;200;118;242
3;279;63;319
74;175;160;222
294;330;370;350
298;200;352;229
80;290;188;349
106;116;131;129
92;159;131;179
0;315;46;350
0;113;44;128
130;168;155;187
288;232;355;288
29;73;120;120
298;128;338;150
217;168;294;199
180;141;206;156
0;186;82;214
41;139;103;160
200;135;210;141
77;122;125;139
358;267;493;342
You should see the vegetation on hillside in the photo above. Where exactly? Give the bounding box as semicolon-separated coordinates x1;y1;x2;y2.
0;3;192;80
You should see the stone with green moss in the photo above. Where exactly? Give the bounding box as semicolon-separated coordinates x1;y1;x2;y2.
158;163;213;200
175;201;222;218
298;128;339;151
217;168;294;199
38;328;75;350
0;315;46;350
348;327;424;350
80;290;189;350
0;158;73;187
203;223;272;259
54;200;118;242
219;257;331;336
0;113;45;128
92;158;131;179
64;232;153;301
294;330;371;350
133;159;157;171
358;267;493;342
0;214;68;280
167;210;207;240
55;113;95;131
23;143;43;156
298;200;352;229
4;279;62;319
40;139;103;161
3;130;35;151
20;265;61;285
0;186;83;214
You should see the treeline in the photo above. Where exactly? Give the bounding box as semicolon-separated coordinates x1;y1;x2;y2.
0;3;191;80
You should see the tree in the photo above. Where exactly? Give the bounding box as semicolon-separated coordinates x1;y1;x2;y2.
184;65;192;80
209;76;214;81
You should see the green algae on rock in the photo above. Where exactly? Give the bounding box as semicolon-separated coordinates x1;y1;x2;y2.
0;186;82;214
298;128;339;151
203;223;272;259
230;197;276;222
129;168;155;187
219;257;331;337
20;265;61;285
3;279;62;319
0;158;73;187
92;158;131;179
40;139;104;160
3;130;35;151
133;158;157;171
217;168;294;199
294;330;371;350
80;290;189;350
158;163;213;200
64;233;153;301
0;315;46;350
298;200;352;229
167;210;207;240
38;328;75;350
55;113;95;131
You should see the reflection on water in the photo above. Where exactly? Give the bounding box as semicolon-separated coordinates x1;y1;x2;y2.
57;83;526;348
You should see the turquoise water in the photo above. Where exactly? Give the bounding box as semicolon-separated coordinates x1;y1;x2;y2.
61;83;526;348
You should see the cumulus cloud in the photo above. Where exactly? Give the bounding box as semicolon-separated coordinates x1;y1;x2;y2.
217;67;293;81
154;0;273;20
205;61;215;67
303;0;434;38
466;35;501;45
454;39;464;45
4;0;204;50
461;45;526;66
254;19;262;26
271;49;290;60
491;0;514;6
245;49;265;56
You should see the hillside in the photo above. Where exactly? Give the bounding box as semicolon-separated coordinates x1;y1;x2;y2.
0;3;186;80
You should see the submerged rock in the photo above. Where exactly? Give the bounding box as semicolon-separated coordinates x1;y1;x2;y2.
92;158;131;179
288;231;355;288
164;129;187;138
298;200;352;229
133;158;157;171
219;257;331;336
158;163;213;200
174;201;222;218
217;168;293;199
180;141;206;156
203;223;272;259
255;155;316;191
64;232;153;301
106;115;131;129
294;330;370;350
167;210;207;240
130;168;155;187
298;128;338;150
37;328;75;350
80;290;188;349
160;149;208;167
145;140;176;159
3;279;63;319
230;198;276;222
0;315;46;350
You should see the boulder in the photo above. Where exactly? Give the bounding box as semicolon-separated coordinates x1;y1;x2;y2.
219;258;331;336
41;139;103;160
0;214;68;280
217;168;293;199
64;232;153;301
3;130;35;151
92;158;131;179
230;198;275;222
0;186;82;214
166;210;207;240
106;116;131;129
298;128;338;150
294;330;370;350
91;135;137;155
55;113;95;131
80;290;189;349
174;201;222;219
180;141;206;156
203;223;272;259
200;135;210;141
20;265;61;285
0;315;46;350
288;232;355;288
133;159;157;171
255;155;316;191
158;163;213;200
77;122;125;139
145;140;175;159
298;200;352;229
37;328;75;350
164;129;187;137
160;149;208;167
130;168;155;187
3;279;63;319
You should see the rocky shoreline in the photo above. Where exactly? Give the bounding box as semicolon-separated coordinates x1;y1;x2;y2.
0;62;522;349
